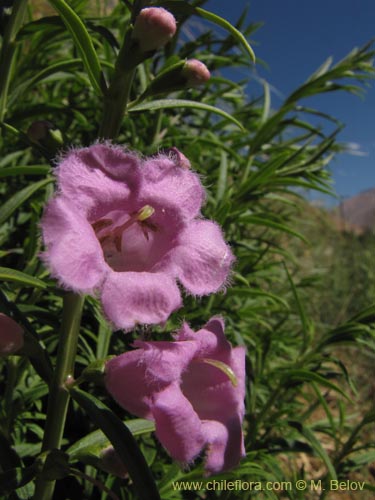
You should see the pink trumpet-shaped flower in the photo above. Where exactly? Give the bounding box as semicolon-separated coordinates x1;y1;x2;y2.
41;144;234;330
0;313;24;356
105;317;246;474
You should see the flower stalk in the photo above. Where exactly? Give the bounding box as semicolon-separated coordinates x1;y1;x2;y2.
34;292;84;500
99;65;135;139
99;7;177;139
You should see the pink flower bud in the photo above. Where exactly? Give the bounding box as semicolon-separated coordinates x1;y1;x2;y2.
0;313;24;356
132;7;176;52
183;59;211;87
164;147;191;169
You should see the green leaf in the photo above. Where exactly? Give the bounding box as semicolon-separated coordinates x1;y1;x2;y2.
129;99;245;130
288;421;337;480
0;267;47;289
216;151;228;202
260;80;271;124
283;369;351;401
239;214;308;243
47;0;105;95
10;59;83;105
0;178;52;226
67;419;155;461
158;1;256;63
228;287;289;309
69;387;160;500
283;263;311;350
0;165;50;178
195;7;255;63
0;462;40;496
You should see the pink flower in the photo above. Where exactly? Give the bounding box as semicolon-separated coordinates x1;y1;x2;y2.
105;317;246;474
0;313;24;356
41;144;234;330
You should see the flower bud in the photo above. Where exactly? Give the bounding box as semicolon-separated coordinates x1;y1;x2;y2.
164;147;191;169
27;120;54;143
137;59;210;101
99;446;127;478
132;7;176;52
182;59;211;87
27;120;64;156
0;313;24;356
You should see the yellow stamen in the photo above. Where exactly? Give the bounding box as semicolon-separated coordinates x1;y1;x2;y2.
137;205;155;221
200;358;238;386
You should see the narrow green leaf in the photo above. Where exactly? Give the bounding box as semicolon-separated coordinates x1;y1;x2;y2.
10;59;82;105
288;421;337;480
0;267;47;289
240;214;308;243
157;2;255;63
69;387;160;500
283;263;311;350
284;369;351;401
0;463;40;496
0;178;52;226
68;419;155;462
0;434;21;470
216;151;228;202
47;0;104;95
0;166;50;178
260;80;271;124
228;287;289;309
129;99;245;130
306;56;333;82
310;381;336;434
195;7;256;63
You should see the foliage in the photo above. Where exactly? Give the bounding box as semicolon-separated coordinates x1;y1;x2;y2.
0;0;374;499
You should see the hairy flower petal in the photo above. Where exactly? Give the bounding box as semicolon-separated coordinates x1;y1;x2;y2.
56;144;141;213
153;383;205;463
104;349;156;419
141;154;205;220
41;197;107;292
105;340;197;417
174;220;235;295
101;272;182;330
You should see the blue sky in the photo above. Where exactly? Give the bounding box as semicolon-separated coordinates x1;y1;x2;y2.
205;0;375;201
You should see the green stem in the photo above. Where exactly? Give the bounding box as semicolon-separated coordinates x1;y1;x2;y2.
4;357;18;435
0;0;28;121
99;27;145;139
34;292;84;500
99;69;135;139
